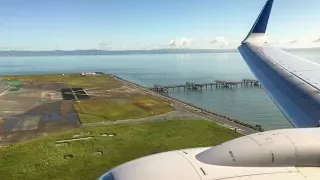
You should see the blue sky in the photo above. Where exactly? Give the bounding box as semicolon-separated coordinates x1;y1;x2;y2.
1;0;320;50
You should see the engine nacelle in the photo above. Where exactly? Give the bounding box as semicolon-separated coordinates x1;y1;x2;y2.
196;128;320;167
99;128;320;180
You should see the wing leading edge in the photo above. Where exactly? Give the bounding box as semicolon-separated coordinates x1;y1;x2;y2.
238;0;320;128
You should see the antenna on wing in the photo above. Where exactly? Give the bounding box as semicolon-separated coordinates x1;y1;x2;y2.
242;0;274;44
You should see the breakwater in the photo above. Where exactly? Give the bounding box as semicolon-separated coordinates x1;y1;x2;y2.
109;74;264;133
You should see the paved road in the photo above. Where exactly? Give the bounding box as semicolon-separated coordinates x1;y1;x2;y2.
111;76;259;135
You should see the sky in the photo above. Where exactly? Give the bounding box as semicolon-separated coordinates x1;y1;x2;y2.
1;0;320;50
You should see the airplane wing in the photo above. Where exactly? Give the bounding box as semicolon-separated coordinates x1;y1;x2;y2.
238;0;320;128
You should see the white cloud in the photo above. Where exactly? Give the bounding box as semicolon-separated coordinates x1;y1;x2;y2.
266;34;320;48
164;33;320;49
97;42;112;50
209;37;230;48
168;40;177;47
272;38;300;44
313;37;320;43
288;40;298;44
181;37;191;46
209;37;225;43
168;37;195;47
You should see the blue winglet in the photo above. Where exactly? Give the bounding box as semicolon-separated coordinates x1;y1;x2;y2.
242;0;274;43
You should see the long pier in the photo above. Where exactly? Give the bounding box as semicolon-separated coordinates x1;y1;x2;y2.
152;78;260;92
110;74;263;134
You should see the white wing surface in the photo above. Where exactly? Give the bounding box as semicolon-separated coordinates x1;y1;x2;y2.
238;0;320;128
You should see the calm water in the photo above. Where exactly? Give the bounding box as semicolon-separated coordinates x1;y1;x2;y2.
1;51;319;130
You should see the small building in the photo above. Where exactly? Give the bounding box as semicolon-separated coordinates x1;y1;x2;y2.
81;72;96;76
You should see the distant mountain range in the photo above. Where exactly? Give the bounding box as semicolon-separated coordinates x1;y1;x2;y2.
0;48;238;57
0;47;319;57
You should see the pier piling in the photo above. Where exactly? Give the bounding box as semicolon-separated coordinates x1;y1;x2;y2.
152;78;260;92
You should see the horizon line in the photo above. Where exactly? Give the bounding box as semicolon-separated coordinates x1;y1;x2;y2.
1;46;319;52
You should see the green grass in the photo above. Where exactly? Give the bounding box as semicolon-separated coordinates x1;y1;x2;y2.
2;74;121;89
76;96;174;123
0;120;241;180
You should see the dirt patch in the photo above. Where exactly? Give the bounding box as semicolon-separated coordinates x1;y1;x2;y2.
0;100;80;144
56;137;93;143
86;86;142;98
100;133;116;137
93;151;103;156
132;102;151;111
64;154;73;159
56;142;69;147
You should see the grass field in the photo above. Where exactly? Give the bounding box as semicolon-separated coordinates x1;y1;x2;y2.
76;96;174;123
2;74;121;89
0;120;241;180
0;74;242;179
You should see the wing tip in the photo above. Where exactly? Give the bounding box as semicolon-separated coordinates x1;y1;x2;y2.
242;0;274;43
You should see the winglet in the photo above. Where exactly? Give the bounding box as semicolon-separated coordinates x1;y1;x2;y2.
242;0;274;44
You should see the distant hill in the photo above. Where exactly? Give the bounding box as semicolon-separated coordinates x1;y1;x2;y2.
0;48;238;57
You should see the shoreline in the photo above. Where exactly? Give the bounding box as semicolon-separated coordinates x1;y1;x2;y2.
1;72;263;134
110;74;264;134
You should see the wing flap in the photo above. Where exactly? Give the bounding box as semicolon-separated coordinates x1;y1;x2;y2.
263;45;320;75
